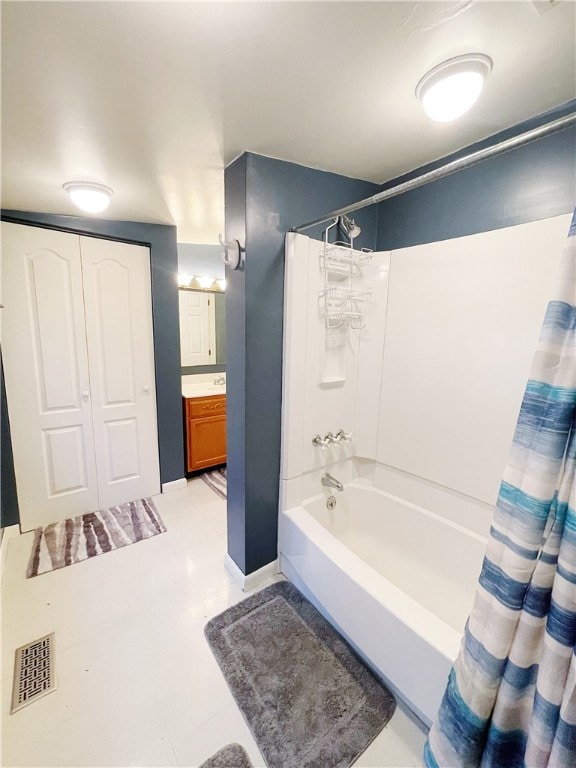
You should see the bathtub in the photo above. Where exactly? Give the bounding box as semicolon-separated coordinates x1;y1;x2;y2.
278;481;487;726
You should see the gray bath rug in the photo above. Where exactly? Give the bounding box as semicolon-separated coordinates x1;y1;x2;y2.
205;581;396;768
27;498;166;577
200;743;253;768
201;466;227;499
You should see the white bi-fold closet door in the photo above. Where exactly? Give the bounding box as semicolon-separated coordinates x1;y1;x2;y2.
2;222;160;531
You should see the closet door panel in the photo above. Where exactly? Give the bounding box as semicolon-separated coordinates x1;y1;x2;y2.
43;426;91;495
105;418;140;481
1;223;99;529
80;237;160;507
91;259;136;405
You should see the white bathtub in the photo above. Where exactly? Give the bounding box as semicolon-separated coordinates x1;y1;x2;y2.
278;482;487;726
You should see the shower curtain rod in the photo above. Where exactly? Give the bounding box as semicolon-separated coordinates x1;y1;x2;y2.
290;112;576;234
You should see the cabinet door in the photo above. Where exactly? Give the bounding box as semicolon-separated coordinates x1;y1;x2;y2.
80;237;160;508
1;223;99;530
187;415;226;472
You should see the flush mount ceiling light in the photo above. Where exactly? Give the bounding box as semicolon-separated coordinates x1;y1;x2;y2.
416;54;493;122
63;181;113;213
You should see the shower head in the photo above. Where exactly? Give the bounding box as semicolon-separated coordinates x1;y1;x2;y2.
339;215;361;241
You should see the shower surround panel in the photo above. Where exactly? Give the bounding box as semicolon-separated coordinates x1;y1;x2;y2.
376;215;571;505
281;236;390;484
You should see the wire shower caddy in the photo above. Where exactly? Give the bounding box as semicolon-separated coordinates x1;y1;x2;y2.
320;242;373;329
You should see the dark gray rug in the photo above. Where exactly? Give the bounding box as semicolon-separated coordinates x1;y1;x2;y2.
200;743;253;768
205;581;396;768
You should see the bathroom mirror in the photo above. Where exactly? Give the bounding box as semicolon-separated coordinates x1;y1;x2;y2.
179;288;226;372
177;242;226;373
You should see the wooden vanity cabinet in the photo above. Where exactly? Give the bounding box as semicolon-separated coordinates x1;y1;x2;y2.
184;394;227;472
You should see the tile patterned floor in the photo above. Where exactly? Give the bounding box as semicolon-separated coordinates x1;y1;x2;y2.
1;476;427;767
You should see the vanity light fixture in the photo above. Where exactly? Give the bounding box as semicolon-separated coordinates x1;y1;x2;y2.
197;275;215;290
416;54;493;122
63;181;113;213
178;274;225;291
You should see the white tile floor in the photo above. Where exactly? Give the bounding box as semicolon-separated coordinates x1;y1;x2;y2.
1;477;427;767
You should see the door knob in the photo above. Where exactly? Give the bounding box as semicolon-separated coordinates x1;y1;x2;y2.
143;385;150;393
82;391;90;400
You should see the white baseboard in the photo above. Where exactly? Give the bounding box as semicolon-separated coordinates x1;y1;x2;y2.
224;553;280;592
1;524;20;585
161;478;187;493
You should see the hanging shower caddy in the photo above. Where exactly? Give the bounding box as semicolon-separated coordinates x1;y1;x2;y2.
320;242;373;329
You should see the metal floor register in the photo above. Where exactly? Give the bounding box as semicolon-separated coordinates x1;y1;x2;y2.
11;633;56;714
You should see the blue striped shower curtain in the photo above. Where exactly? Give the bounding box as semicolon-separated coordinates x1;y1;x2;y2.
425;211;576;768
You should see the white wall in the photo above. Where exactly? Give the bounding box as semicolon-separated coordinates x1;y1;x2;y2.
177;243;224;279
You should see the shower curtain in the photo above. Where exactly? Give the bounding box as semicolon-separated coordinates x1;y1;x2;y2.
425;210;576;768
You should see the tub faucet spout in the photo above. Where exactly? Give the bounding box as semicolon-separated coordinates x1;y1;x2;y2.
321;473;343;492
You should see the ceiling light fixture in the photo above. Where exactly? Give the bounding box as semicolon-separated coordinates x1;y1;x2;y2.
63;181;113;213
416;54;493;122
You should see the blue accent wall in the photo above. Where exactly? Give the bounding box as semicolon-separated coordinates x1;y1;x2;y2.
181;364;226;376
225;155;248;572
1;357;19;528
225;153;379;574
376;102;576;250
0;211;183;527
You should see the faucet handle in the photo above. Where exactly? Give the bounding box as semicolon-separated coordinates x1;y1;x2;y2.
335;429;352;443
324;432;336;445
312;434;329;448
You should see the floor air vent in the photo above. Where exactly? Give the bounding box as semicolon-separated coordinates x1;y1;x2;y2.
11;633;56;713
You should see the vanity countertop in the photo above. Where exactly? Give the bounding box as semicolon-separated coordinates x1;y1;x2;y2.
182;384;226;399
181;373;226;399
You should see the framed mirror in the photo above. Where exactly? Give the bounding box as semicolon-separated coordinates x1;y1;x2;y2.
179;287;226;373
177;243;226;374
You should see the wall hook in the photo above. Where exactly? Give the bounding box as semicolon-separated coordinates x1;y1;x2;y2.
219;234;242;270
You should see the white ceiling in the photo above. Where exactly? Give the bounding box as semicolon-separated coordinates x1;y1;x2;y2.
2;1;575;243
